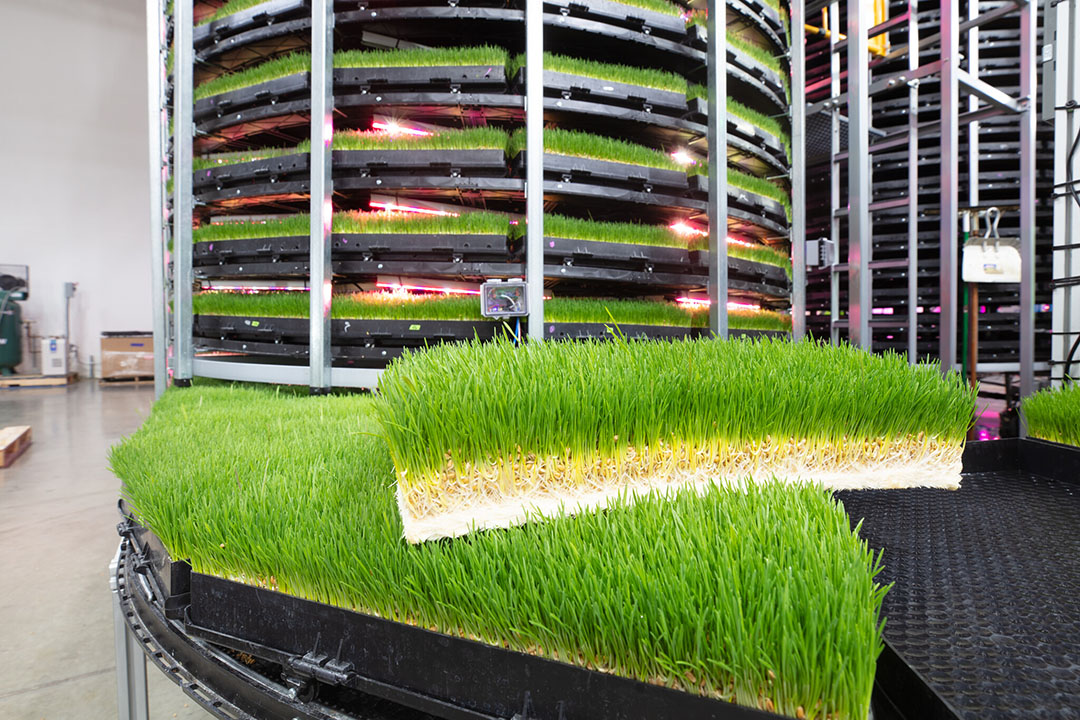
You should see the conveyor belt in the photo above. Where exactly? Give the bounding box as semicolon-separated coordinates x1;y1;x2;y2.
839;439;1080;720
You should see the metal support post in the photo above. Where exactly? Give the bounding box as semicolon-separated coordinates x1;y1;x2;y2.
525;0;545;342
906;0;920;363
791;0;807;341
966;0;980;377
939;0;960;370
1018;0;1036;400
847;0;872;349
147;0;168;398
111;548;148;720
1051;0;1080;385
707;0;728;338
829;1;841;344
172;0;194;381
309;0;334;390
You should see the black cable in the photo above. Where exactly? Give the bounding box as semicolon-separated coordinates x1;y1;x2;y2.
1065;333;1080;384
1069;119;1080;213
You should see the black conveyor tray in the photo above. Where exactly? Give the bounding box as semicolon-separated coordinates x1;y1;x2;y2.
120;442;1080;720
842;438;1080;720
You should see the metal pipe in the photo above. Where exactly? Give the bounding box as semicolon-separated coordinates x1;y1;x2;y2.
525;0;544;342
791;0;807;341
939;0;960;371
906;0;919;363
147;0;168;397
1019;0;1037;401
829;1;840;345
847;0;872;349
707;0;728;339
172;0;194;381
309;0;334;391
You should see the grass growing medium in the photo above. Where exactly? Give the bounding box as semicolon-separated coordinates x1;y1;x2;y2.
379;337;975;543
197;0;268;25
728;32;784;77
1023;383;1080;446
332;127;508;151
729;167;792;220
113;382;888;720
191;290;790;331
608;0;685;16
192;146;305;171
335;46;508;69
544;214;688;248
195;47;507;101
510;53;689;95
192;211;511;243
194;52;310;101
726;243;792;278
510;128;682;172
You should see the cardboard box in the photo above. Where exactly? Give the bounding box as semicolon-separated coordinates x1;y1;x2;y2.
101;333;154;379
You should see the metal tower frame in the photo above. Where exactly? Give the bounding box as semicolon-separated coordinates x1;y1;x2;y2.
1047;0;1080;387
149;0;741;393
792;0;1037;398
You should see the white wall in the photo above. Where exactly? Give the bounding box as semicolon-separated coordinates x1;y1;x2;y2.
0;0;151;375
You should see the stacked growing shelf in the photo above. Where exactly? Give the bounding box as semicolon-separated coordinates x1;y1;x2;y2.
164;0;793;387
801;0;1052;369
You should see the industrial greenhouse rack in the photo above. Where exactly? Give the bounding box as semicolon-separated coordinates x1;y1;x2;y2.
156;0;778;390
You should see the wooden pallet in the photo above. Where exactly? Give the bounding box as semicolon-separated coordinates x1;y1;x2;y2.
0;426;32;468
0;372;78;389
99;375;154;386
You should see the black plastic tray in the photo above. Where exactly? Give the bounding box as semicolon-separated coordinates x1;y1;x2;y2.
193;0;309;48
841;438;1080;719
115;439;1078;720
520;153;690;193
334;65;508;93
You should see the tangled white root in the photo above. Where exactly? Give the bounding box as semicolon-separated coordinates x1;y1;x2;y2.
397;435;963;543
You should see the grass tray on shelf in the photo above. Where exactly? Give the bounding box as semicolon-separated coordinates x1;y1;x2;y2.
191;291;791;333
113;380;888;720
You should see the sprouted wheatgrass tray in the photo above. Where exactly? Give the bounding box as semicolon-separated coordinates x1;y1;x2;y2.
375;337;976;542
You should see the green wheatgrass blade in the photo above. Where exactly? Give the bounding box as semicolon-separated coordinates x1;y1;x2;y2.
190;127;507;172
191;291;789;330
510;128;682;171
192;211;511;243
192;291;487;321
335;46;508;69
544;215;688;248
334;210;510;235
1023;383;1080;446
193;216;310;243
727;32;784;76
725;243;792;278
195;47;508;101
332;127;509;151
194;52;311;101
728;167;792;220
192;145;308;171
198;0;268;25
377;337;975;546
608;0;684;16
112;382;887;720
509;53;688;94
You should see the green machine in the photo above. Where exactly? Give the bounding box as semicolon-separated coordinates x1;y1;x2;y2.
0;265;28;375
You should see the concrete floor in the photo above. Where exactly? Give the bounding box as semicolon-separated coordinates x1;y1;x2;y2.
0;381;209;720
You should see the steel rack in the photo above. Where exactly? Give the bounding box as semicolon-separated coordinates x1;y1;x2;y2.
792;0;1042;399
155;0;790;390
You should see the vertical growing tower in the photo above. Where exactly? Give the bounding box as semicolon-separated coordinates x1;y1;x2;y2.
161;0;793;387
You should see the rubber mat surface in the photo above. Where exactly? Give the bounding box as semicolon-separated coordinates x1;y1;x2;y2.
839;472;1080;719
